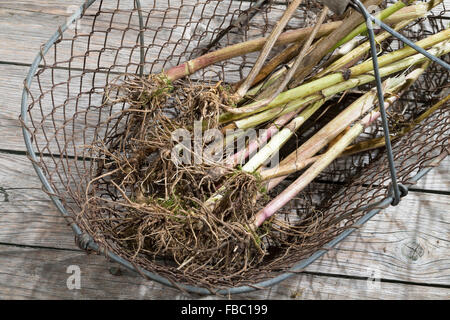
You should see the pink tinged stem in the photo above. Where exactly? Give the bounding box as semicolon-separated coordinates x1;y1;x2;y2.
224;111;298;167
263;91;377;192
260;155;320;180
253;92;405;228
259;64;428;200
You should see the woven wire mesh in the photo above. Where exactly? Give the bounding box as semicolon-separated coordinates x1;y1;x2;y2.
21;0;449;291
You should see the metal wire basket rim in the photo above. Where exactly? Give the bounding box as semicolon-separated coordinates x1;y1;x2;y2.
19;0;443;295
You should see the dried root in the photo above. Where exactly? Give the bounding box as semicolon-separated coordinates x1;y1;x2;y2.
80;73;269;274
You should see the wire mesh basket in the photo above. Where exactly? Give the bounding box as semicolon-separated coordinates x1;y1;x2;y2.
20;0;449;294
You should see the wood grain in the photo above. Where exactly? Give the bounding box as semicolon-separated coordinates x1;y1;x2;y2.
0;188;76;250
0;0;449;300
0;244;448;300
1;152;449;288
0;0;291;156
0;0;288;75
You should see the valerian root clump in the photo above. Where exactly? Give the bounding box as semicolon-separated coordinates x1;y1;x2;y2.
80;73;270;274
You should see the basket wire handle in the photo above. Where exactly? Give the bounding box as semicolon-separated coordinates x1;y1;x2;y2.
349;0;450;205
351;0;450;70
134;0;145;77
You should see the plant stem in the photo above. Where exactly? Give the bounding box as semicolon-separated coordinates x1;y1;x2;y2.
203;100;325;211
234;0;304;99
243;3;423;98
229;8;329;115
204;38;448;214
253;115;370;228
383;1;434;24
163;21;341;82
243;99;326;172
284;90;448;168
288;0;385;88
315;19;413;77
263;60;432;192
220;33;450;125
258;76;406;181
235;42;302;92
252;66;430;228
245;65;289;99
233;94;322;129
275;88;447;169
162;0;423;83
208;111;298;179
343;90;449;156
260;155;320;180
349;28;449;78
206;56;435;209
224;111;298;169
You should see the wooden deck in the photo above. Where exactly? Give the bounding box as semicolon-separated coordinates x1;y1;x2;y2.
0;0;449;299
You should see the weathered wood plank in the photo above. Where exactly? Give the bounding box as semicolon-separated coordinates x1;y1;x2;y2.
0;0;449;300
0;0;93;16
0;188;77;249
0;63;96;153
0;153;47;189
0;244;448;300
0;64;40;153
0;1;270;155
2;0;447;72
1;152;449;287
305;192;450;286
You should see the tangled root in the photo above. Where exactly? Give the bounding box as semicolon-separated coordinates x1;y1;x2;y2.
81;73;269;274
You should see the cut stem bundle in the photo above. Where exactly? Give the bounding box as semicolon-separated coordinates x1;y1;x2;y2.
253;65;430;228
94;0;450;275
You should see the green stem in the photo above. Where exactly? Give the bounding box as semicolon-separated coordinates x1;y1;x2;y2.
242;99;326;173
235;0;304;98
258;82;402;181
288;0;385;88
164;21;341;81
332;0;412;50
243;4;420;98
220;31;450;125
316;19;413;77
228;7;329;115
254;84;418;228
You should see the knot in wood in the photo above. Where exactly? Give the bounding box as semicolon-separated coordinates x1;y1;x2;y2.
0;187;9;202
401;240;424;262
109;266;123;276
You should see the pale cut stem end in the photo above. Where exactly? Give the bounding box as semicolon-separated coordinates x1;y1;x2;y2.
235;0;304;98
